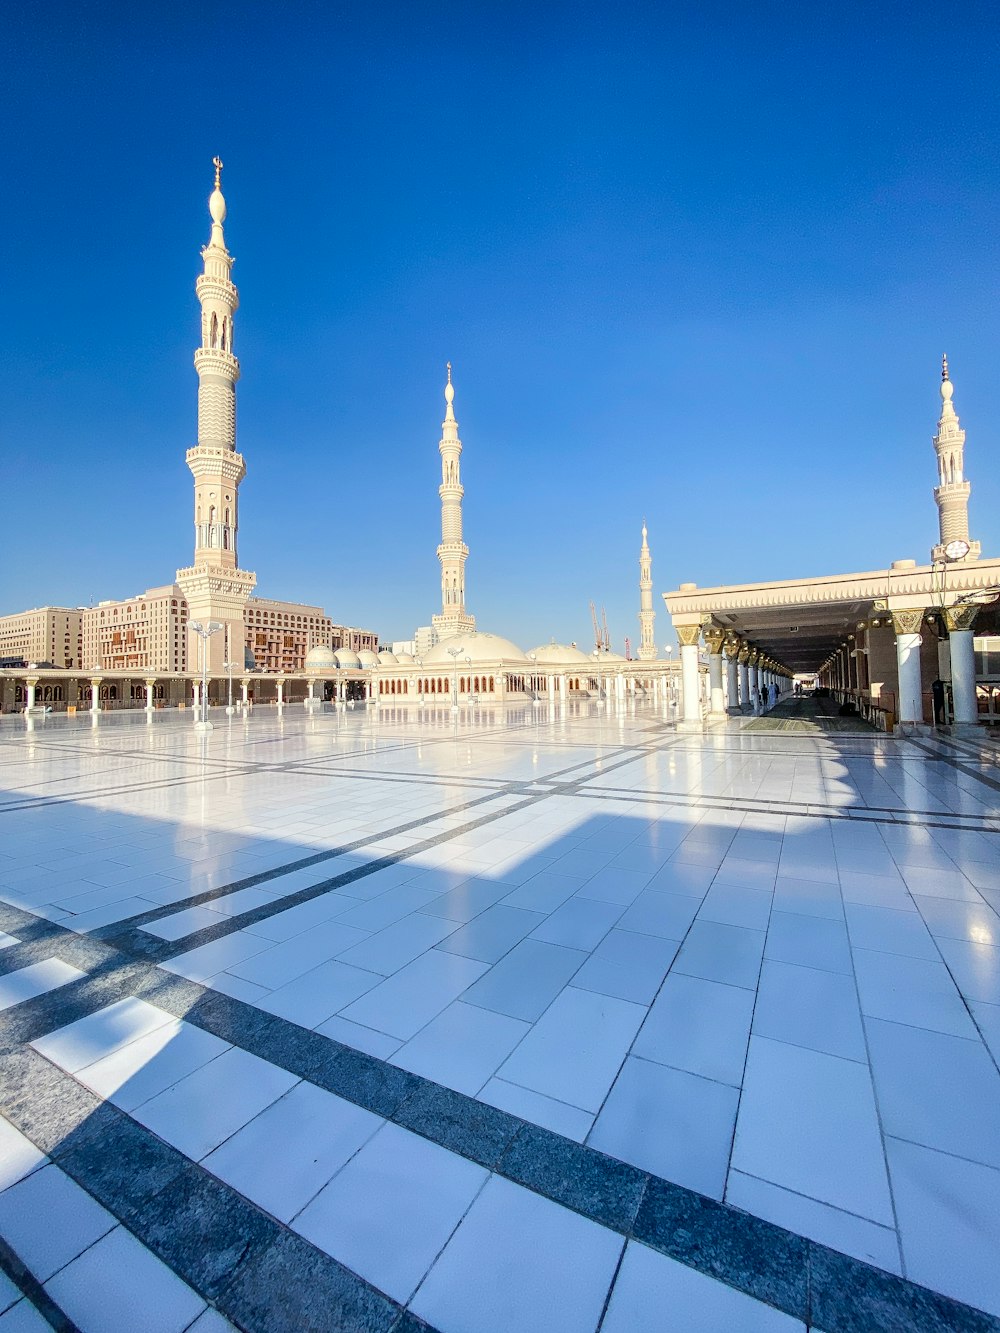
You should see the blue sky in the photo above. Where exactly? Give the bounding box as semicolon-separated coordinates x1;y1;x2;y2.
2;2;998;651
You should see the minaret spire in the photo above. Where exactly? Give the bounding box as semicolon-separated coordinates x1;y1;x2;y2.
176;157;256;675
431;364;476;639
931;354;979;562
638;521;656;660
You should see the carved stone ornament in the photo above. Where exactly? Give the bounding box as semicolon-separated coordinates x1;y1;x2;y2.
703;626;726;654
943;604;980;633
675;625;702;648
737;646;750;664
724;638;741;659
891;608;926;636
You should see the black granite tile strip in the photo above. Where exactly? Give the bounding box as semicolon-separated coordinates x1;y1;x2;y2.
894;737;1000;799
0;1048;433;1333
0;1235;80;1332
571;784;1000;833
5;941;1000;1333
86;741;658;956
0;709;594;812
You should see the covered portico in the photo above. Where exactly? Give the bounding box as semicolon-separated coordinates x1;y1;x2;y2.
665;555;1000;732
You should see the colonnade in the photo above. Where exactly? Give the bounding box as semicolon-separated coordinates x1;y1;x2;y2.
672;622;790;727
818;603;982;729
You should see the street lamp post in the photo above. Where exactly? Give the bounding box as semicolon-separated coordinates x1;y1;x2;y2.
446;645;462;713
224;659;235;715
190;620;224;732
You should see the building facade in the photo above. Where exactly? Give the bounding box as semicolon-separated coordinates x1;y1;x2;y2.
81;587;188;674
0;608;82;669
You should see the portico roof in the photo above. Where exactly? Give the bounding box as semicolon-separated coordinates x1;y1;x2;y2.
664;555;1000;674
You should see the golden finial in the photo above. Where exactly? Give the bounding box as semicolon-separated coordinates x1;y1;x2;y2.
213;156;223;190
446;361;452;385
942;353;949;382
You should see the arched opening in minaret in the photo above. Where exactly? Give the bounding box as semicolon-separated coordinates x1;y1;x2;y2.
209;313;219;348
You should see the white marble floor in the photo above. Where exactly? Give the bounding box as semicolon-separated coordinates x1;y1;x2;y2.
1;699;999;1329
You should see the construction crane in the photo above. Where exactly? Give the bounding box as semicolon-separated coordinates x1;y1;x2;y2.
589;602;612;653
589;601;602;653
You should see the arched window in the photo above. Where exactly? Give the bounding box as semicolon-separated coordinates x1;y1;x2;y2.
489;677;494;693
209;313;219;348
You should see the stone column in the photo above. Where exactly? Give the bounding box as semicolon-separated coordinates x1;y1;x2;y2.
145;678;156;716
738;650;750;711
91;678;102;714
277;678;285;707
24;677;38;713
725;641;740;713
703;627;727;719
676;625;703;726
891;609;926;727
559;674;568;703
945;605;980;726
241;678;250;708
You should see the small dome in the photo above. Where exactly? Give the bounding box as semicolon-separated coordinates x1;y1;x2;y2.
394;651;415;664
333;649;361;669
594;650;627;664
423;631;528;666
527;643;594;666
357;649;380;667
305;645;338;672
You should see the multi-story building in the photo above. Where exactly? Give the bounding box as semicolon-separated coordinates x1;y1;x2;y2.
0;160;377;681
0;608;82;669
80;587;188;673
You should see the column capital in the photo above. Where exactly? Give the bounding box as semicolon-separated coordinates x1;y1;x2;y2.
737;645;751;665
676;625;702;648
144;677;157;688
703;626;726;655
747;648;760;666
891;608;926;636
944;604;980;633
25;675;39;687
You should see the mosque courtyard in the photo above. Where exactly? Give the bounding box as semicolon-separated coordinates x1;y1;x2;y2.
0;699;999;1332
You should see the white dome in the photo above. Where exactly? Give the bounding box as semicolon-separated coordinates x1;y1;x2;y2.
527;643;593;666
304;645;337;672
394;651;415;664
357;649;379;667
377;651;399;665
593;650;627;664
423;631;528;666
333;649;361;669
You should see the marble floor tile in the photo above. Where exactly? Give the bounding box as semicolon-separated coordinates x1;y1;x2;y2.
391;1000;530;1094
44;1225;207;1333
752;959;866;1062
732;1036;894;1225
497;986;646;1112
865;1019;1000;1168
412;1175;623;1333
602;1239;804;1332
633;971;755;1085
293;1122;487;1302
202;1081;382;1221
589;1056;739;1198
672;920;766;989
462;939;587;1022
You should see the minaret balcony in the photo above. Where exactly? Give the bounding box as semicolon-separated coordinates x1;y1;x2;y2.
196;275;239;309
194;347;241;381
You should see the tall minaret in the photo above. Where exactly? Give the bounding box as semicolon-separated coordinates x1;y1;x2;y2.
431;364;476;639
638;522;656;660
176;158;256;674
932;355;979;563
